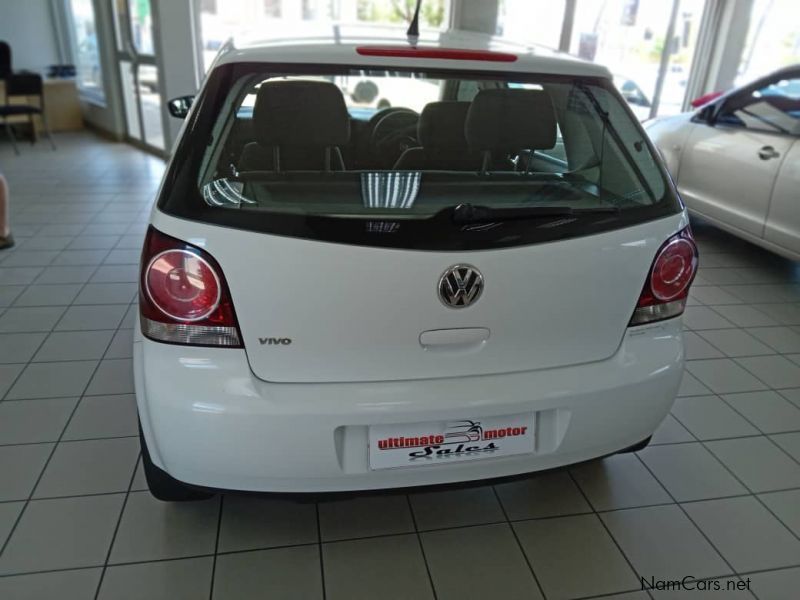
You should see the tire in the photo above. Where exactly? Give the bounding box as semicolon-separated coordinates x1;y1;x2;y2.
616;435;652;454
139;422;214;502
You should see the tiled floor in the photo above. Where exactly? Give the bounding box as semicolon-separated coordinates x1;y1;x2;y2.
1;133;799;599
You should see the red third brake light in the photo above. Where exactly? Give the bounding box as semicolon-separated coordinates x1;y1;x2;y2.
630;227;699;326
139;226;242;347
356;46;518;62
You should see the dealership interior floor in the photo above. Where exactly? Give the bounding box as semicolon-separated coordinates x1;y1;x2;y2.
0;133;799;600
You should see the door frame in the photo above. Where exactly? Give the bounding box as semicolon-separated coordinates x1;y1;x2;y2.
112;0;168;156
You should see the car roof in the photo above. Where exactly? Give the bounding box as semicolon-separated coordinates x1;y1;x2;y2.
214;25;611;79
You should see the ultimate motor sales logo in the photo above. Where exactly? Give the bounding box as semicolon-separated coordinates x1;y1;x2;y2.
376;420;530;458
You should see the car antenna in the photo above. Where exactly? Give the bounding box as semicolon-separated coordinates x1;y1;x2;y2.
407;0;422;47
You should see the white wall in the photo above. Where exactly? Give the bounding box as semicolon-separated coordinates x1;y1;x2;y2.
0;0;62;72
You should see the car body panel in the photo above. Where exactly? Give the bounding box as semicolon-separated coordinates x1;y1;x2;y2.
216;29;612;80
765;139;800;255
135;315;684;492
677;124;792;237
150;210;686;383
643;113;694;177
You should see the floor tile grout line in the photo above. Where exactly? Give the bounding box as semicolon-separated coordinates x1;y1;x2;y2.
25;199;118;287
775;387;800;409
4;542;788;583
31;247;115;342
569;586;663;600
83;270;143;600
0;249;116;404
690;427;800;546
489;485;548;600
694;345;800;470
669;396;800;544
207;495;225;600
691;324;793;359
3;472;800;512
0;386;137;405
633;452;746;579
709;393;800;471
652;431;799;446
0;354;133;369
0;383;86;558
92;452;141;600
1;272;132;563
736;327;800;356
0;320;55;404
0;488;139;505
0;434;139;448
565;469;658;600
314;502;327;600
0;326;135;339
404;494;438;600
2;536;793;583
700;302;784;329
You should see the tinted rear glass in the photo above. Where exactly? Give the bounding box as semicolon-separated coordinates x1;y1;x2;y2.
159;62;680;250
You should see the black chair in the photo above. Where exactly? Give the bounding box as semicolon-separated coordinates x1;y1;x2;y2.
0;41;12;151
0;72;56;155
0;41;10;80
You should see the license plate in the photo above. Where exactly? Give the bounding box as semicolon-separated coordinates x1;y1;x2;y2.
369;413;535;470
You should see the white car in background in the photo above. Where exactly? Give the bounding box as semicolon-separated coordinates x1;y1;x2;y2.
136;31;696;501
646;65;800;260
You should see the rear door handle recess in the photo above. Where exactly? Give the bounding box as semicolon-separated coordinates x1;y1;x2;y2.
419;328;490;352
758;145;780;161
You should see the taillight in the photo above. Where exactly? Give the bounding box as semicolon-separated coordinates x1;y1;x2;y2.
139;226;242;347
630;227;698;326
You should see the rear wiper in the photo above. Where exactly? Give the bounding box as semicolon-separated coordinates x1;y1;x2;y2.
449;203;619;224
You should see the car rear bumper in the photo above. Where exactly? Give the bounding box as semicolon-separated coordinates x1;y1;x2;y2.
134;318;684;493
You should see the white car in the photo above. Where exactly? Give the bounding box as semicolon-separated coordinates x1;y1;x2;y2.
136;30;696;500
646;65;800;260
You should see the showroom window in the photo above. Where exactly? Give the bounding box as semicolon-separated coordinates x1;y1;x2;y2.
263;0;282;18
198;0;450;72
737;0;800;85
569;0;706;119
355;0;447;28
495;0;567;50
65;0;105;102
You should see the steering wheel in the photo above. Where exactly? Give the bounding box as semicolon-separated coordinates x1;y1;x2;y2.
369;108;420;167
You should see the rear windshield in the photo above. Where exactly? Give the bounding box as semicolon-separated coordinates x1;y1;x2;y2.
160;62;680;250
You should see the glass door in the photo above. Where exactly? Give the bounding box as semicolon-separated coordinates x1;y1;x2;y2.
569;0;707;119
113;0;165;152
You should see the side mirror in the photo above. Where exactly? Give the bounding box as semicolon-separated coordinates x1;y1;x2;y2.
167;95;194;119
622;90;651;108
697;102;719;125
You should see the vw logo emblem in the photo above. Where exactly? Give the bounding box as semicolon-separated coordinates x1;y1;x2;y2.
438;265;484;308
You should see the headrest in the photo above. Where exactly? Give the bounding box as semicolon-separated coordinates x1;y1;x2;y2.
417;102;470;149
254;80;350;147
465;89;556;153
